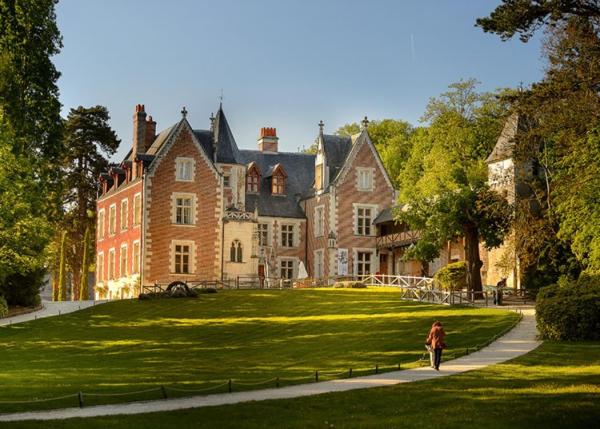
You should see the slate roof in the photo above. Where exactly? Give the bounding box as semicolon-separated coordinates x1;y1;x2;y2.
487;113;525;163
212;106;242;164
322;134;353;183
240;150;316;218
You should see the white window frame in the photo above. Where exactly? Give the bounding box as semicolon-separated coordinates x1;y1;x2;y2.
108;204;116;236
354;248;375;276
171;193;196;226
314;249;324;279
353;204;377;236
280;258;296;279
133;193;142;226
258;223;269;247
97;252;104;283
223;174;231;188
281;224;295;248
108;248;116;280
120;199;128;231
132;240;140;274
97;209;105;240
314;205;325;237
120;243;128;278
171;240;195;274
175;157;195;182
356;167;374;192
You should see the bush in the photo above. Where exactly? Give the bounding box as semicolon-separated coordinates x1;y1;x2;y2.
536;274;600;340
0;269;45;307
434;261;467;291
0;296;7;318
333;281;366;289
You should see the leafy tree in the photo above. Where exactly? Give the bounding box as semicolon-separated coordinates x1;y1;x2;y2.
336;119;413;186
476;0;600;42
79;227;90;300
57;230;66;301
61;106;120;298
396;80;513;293
0;0;63;305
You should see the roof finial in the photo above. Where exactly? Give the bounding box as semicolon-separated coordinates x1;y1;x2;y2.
209;112;215;131
181;106;188;118
219;88;224;108
318;120;324;135
361;116;369;129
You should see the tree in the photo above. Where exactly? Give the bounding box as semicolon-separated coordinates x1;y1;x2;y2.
0;0;63;305
79;227;90;301
61;106;120;298
57;230;67;301
336;119;413;186
476;0;600;42
397;80;513;293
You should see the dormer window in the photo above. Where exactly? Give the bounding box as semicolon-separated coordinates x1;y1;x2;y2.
272;174;285;195
270;164;287;195
246;162;261;193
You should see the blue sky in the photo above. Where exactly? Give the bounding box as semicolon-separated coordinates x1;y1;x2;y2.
54;0;543;160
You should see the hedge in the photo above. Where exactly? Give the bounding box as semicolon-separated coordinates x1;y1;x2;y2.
0;296;7;318
434;261;467;291
536;274;600;340
333;281;367;289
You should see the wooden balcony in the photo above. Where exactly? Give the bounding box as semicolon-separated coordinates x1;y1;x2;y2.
376;230;419;250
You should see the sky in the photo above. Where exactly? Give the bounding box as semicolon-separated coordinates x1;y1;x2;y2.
54;0;544;161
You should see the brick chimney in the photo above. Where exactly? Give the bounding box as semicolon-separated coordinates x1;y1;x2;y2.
133;104;147;157
258;127;278;152
145;115;156;149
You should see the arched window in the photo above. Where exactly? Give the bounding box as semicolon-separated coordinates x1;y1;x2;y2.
230;240;243;263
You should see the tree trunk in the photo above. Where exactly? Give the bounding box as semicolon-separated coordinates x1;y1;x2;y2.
464;224;483;298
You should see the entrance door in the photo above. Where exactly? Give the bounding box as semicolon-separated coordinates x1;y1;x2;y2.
379;253;388;275
258;264;265;288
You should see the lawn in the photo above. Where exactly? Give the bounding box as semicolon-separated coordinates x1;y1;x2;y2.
5;341;599;429
0;288;518;413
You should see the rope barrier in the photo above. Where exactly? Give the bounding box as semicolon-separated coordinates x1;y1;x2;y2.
165;382;229;393
83;387;162;397
0;393;78;404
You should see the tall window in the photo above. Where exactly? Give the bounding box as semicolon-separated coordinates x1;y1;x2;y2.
315;206;324;237
356;206;372;236
246;172;259;193
357;168;373;191
230;240;243;262
108;249;115;280
174;244;190;274
223;175;230;187
281;224;294;247
120;199;128;230
120;244;128;277
133;193;141;226
357;251;372;276
97;252;104;282
175;197;193;225
109;205;116;235
175;158;194;181
272;174;285;195
280;259;294;279
258;223;269;246
132;241;140;274
314;250;324;279
98;210;105;239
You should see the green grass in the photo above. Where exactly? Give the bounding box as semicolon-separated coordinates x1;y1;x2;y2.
5;341;599;429
0;288;517;413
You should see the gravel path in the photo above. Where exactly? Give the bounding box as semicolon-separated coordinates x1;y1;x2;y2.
0;300;106;327
0;307;540;422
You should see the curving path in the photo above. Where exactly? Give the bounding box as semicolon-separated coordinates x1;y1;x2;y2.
0;307;540;422
0;300;106;327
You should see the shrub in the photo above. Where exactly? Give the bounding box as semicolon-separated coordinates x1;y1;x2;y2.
0;296;7;318
434;261;467;291
0;269;45;307
536;274;600;340
333;281;366;289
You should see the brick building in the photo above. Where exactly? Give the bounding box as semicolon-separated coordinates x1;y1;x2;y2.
95;105;396;299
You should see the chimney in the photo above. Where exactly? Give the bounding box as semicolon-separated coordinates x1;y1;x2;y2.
133;104;147;156
145;115;156;150
258;127;278;152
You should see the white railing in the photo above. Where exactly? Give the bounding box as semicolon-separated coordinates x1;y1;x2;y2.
358;274;435;289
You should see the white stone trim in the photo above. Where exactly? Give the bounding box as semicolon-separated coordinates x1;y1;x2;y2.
314;249;325;279
119;243;128;278
96;251;104;283
356;167;375;192
108;204;116;236
352;247;377;276
352;203;378;236
132;240;141;275
169;239;196;274
170;192;197;225
314;205;325;237
97;208;105;241
277;256;299;279
133;192;142;227
120;198;129;231
174;157;196;182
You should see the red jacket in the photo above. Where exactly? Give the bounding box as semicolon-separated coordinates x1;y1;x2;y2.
426;325;446;349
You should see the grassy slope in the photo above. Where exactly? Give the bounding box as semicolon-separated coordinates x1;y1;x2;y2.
7;341;599;429
0;288;516;412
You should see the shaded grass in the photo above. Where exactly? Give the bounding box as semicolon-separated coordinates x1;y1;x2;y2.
0;288;517;412
5;341;599;429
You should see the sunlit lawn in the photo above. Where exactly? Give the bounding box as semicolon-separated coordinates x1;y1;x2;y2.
0;288;518;412
8;341;597;429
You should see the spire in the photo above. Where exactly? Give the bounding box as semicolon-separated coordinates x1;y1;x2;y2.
361;116;369;130
318;120;324;136
212;105;242;164
209;112;215;132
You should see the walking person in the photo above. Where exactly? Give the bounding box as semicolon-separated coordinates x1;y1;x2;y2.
426;321;446;370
